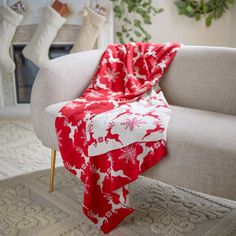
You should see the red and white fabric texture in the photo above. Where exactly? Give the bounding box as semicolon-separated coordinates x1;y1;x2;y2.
55;42;181;233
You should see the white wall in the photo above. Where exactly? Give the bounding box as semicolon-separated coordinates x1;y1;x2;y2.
114;0;235;47
231;3;236;47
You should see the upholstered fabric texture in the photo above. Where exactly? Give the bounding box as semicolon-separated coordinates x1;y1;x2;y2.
31;49;104;150
0;167;236;236
161;46;236;116
30;46;236;201
43;102;236;201
143;105;236;201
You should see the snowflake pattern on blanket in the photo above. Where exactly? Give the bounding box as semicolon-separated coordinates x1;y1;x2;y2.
55;42;181;233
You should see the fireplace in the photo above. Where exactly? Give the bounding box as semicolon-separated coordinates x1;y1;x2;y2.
13;44;73;103
0;0;113;113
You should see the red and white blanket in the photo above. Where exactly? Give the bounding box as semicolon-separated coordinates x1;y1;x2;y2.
55;42;180;233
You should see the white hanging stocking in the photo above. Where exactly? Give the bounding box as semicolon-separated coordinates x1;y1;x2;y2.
22;6;65;68
70;7;106;53
0;5;23;74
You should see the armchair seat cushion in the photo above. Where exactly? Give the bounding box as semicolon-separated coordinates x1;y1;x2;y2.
143;105;236;200
43;102;236;200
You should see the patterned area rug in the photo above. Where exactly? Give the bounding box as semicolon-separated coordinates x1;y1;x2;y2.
0;119;63;180
0;167;236;236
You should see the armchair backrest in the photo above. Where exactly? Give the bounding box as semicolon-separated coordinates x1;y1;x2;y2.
32;45;236;126
161;46;236;116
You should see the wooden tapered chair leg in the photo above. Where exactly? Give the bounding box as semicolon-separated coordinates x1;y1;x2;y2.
49;149;56;192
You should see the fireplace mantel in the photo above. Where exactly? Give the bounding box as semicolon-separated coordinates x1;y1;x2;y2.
0;0;114;116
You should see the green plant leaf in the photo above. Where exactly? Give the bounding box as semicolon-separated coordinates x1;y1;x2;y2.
206;15;213;27
195;13;201;20
186;4;194;13
116;32;122;37
203;4;208;13
134;31;142;37
112;0;164;43
175;0;234;28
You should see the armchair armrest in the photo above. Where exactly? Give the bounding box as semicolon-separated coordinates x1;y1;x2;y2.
31;49;104;146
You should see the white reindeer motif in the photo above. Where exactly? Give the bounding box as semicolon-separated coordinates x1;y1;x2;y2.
108;156;131;180
114;187;127;204
104;193;128;214
130;82;139;91
123;65;136;85
136;143;151;170
118;44;127;54
96;168;109;192
133;46;142;64
152;59;167;74
134;67;146;80
64;120;78;145
149;142;161;157
63;160;83;178
76;147;90;164
84;207;110;228
107;49;123;64
94;75;108;90
101;58;108;66
145;44;157;58
158;60;167;73
112;169;131;180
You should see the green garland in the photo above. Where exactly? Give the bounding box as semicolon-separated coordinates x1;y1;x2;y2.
111;0;234;43
175;0;235;27
110;0;164;43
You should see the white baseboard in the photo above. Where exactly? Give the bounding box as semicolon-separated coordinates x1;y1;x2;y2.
0;105;31;119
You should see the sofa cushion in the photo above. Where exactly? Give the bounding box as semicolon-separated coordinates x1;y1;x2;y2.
43;103;236;200
143;105;236;200
161;46;236;115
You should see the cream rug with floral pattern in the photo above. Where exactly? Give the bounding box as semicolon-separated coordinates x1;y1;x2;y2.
0;167;236;236
0;119;62;180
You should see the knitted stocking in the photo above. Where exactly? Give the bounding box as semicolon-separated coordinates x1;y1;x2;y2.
0;5;23;74
22;6;65;67
70;7;106;53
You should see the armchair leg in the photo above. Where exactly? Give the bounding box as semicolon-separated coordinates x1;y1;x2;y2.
49;149;56;192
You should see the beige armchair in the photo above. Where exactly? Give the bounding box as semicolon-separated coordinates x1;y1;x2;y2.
31;46;236;200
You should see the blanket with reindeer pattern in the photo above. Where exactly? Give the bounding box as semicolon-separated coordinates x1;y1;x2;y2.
55;42;180;234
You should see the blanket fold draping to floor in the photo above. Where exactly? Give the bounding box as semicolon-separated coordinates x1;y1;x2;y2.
55;42;180;233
